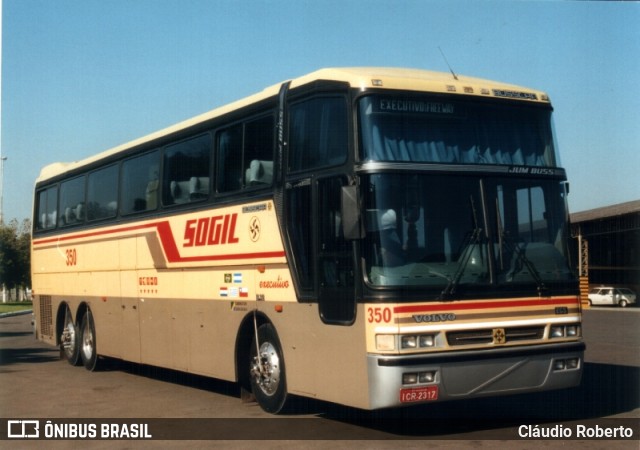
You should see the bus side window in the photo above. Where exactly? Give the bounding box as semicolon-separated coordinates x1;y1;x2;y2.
162;133;212;205
87;164;118;221
58;176;85;227
121;150;160;215
216;115;274;193
243;115;274;186
35;186;58;231
286;183;314;292
289;97;347;173
216;125;243;193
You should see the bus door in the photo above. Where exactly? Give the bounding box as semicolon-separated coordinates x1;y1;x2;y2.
317;176;356;324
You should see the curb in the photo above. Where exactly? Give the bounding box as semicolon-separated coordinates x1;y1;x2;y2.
0;309;33;318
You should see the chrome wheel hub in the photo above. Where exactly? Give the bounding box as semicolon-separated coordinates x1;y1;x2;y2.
250;341;281;396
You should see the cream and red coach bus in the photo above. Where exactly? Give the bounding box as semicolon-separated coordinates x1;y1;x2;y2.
32;67;584;413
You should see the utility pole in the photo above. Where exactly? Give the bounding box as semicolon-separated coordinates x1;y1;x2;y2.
0;156;6;225
0;155;5;303
0;0;3;225
1;0;6;303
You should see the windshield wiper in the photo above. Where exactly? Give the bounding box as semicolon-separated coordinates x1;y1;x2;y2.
439;227;482;300
439;196;483;300
495;201;548;297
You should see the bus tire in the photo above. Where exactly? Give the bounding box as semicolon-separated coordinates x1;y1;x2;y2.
60;305;81;366
80;309;98;371
249;323;288;414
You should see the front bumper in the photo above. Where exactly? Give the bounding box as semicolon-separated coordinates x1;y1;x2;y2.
367;342;585;409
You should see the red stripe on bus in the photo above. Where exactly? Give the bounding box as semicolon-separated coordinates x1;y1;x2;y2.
32;221;286;263
32;222;158;246
393;297;579;314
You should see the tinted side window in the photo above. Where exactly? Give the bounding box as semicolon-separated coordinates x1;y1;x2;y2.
59;176;85;227
216;124;243;193
163;134;212;206
87;164;118;221
36;186;58;231
286;183;314;291
121;150;160;215
243;115;274;187
289;97;348;172
216;115;275;194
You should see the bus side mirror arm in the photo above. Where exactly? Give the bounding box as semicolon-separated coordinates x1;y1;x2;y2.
341;185;365;240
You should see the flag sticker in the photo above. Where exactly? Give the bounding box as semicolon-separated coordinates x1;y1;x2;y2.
219;287;228;297
233;273;242;283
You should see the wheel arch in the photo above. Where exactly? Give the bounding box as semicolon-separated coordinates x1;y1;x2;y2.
75;302;90;330
55;301;71;346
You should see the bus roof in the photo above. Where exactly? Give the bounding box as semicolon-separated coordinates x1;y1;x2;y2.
36;67;550;184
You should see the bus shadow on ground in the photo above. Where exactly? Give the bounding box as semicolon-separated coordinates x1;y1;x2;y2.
103;358;638;437
0;345;59;367
102;357;241;400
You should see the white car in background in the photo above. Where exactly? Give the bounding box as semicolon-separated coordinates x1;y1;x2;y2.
588;287;636;307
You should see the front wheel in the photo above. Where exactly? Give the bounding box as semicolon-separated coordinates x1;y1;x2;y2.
619;299;628;308
249;323;288;414
80;309;98;371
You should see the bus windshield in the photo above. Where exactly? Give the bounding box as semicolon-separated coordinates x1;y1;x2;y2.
362;173;575;296
359;95;557;167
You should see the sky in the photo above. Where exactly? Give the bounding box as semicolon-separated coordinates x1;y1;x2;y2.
1;0;639;223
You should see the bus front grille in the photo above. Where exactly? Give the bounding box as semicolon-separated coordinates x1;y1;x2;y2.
447;326;545;346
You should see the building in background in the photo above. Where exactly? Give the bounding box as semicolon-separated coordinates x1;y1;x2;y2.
571;200;640;300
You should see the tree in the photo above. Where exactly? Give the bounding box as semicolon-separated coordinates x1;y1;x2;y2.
0;219;31;298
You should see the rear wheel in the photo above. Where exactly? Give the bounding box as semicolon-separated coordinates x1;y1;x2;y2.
249;323;288;414
60;306;80;366
80;309;98;371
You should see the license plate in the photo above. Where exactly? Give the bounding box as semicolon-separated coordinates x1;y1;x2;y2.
400;386;439;403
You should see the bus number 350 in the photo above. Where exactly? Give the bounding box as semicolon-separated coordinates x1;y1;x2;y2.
65;248;77;266
367;307;392;323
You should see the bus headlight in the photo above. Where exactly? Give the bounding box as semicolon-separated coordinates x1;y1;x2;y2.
377;334;439;351
402;373;418;384
553;359;566;370
550;324;581;339
401;336;417;349
553;357;580;371
566;325;579;337
566;357;580;369
550;325;565;338
419;371;436;383
403;371;437;385
401;334;436;349
419;335;435;347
